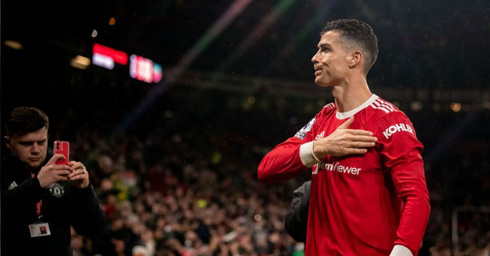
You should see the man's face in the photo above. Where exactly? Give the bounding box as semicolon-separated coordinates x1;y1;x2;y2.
311;31;351;87
5;127;48;170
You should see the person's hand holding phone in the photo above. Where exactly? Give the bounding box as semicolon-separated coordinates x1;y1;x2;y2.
68;161;89;189
40;140;89;189
37;154;72;188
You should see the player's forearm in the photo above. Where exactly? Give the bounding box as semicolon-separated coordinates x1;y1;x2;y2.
387;154;430;255
258;145;311;183
393;164;430;255
394;189;430;255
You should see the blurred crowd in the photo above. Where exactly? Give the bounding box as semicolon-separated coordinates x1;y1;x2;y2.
69;130;301;256
37;86;488;256
3;0;490;255
57;88;306;256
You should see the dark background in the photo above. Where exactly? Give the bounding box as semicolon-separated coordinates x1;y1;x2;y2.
2;0;490;255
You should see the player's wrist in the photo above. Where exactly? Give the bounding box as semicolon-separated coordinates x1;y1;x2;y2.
300;141;322;167
311;141;322;161
389;244;413;256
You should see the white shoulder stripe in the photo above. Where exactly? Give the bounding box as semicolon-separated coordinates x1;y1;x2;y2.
324;103;336;109
371;99;396;113
378;102;396;112
372;104;390;113
372;100;390;112
378;99;397;112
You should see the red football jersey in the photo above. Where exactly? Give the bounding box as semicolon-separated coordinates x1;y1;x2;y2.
258;95;430;256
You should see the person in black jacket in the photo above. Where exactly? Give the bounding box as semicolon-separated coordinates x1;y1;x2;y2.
284;180;311;243
1;106;108;256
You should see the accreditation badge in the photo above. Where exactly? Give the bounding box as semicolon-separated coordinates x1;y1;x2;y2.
29;222;51;237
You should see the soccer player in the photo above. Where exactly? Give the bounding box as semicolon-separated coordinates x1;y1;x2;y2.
258;19;430;256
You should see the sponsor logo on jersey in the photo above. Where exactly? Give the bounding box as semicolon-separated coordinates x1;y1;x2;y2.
312;162;362;176
383;123;413;139
295;117;316;140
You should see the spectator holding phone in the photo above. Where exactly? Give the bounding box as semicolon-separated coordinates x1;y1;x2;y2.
1;106;108;255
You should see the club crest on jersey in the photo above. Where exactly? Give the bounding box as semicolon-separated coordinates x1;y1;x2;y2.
295;117;316;140
383;123;413;139
48;183;65;198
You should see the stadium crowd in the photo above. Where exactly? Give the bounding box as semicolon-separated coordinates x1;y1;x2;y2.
3;0;490;255
26;86;486;256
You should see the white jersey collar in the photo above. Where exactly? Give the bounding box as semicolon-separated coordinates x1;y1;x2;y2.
336;94;379;119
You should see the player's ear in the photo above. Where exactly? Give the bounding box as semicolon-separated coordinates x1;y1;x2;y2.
348;51;362;68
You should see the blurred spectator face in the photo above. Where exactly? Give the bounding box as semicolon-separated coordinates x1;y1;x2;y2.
5;127;48;170
185;230;198;243
71;235;84;252
141;229;154;242
132;245;149;256
112;238;126;255
112;217;125;231
101;178;114;191
98;154;114;174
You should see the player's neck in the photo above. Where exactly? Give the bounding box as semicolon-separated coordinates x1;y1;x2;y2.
332;77;372;113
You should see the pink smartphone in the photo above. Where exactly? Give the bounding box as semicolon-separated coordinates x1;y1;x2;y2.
54;140;70;165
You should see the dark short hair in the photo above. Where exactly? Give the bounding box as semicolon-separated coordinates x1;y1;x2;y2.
321;18;378;74
5;107;49;136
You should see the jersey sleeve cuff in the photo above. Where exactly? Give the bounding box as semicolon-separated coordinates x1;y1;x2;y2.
299;141;321;168
389;245;413;256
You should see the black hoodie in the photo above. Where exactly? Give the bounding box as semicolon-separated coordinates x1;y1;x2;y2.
1;152;108;256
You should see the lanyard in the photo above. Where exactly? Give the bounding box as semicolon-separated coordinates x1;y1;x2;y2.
36;200;43;217
31;172;43;219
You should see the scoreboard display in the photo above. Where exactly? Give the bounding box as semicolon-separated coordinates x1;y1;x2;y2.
92;43;162;84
